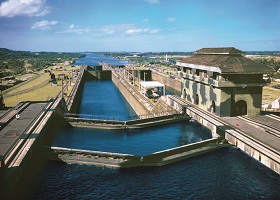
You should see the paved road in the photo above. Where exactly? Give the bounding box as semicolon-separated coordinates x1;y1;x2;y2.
222;116;280;152
0;102;47;159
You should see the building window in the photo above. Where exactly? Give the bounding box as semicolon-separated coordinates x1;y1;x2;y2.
211;101;215;113
182;89;187;100
212;72;219;80
195;94;199;105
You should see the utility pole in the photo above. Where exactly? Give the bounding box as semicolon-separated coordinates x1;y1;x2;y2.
61;77;64;98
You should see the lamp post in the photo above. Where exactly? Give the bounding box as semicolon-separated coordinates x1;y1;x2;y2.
164;80;166;95
61;77;64;98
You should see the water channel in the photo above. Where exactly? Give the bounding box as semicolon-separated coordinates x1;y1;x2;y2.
12;53;280;199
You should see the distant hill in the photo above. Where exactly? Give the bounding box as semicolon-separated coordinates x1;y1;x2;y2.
0;48;85;77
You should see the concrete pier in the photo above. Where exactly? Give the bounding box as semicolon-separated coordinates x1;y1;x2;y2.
41;138;225;168
65;113;189;129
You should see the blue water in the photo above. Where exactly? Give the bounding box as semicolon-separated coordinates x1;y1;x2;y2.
59;79;211;156
52;121;211;156
78;80;137;119
9;53;280;199
12;147;280;199
73;53;131;66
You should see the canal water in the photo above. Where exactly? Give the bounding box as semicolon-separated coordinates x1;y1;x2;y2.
73;53;131;66
11;54;280;199
78;80;137;119
53;80;211;156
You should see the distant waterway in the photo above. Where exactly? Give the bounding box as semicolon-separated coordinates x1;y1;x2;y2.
10;53;280;199
73;53;131;66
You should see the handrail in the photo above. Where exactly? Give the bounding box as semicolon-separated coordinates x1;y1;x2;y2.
4;99;55;166
66;68;85;108
65;110;179;122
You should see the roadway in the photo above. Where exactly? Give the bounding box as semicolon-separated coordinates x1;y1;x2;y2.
222;115;280;153
0;102;48;165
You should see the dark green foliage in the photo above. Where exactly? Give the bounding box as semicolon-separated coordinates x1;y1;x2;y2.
253;57;280;72
0;48;85;76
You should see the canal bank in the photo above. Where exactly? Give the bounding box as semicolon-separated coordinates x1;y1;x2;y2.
5;53;279;200
65;59;280;175
0;97;68;196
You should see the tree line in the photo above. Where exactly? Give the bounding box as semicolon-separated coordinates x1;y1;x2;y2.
0;48;85;77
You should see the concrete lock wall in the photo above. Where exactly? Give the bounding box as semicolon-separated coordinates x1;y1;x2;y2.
67;70;87;113
1;99;66;195
225;132;280;175
87;70;111;80
111;74;150;116
42;146;141;168
142;138;222;166
151;71;181;92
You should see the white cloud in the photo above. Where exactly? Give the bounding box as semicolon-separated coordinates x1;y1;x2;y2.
142;18;150;23
124;28;160;35
0;0;51;17
144;0;160;3
58;24;91;34
99;24;160;36
100;24;134;35
166;17;176;22
31;20;58;30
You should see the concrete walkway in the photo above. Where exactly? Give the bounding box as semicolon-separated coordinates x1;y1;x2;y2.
222;116;280;152
0;102;47;161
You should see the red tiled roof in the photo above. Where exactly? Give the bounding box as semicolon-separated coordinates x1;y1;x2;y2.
195;47;245;55
179;48;275;74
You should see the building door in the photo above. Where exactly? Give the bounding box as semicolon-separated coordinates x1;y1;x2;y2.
234;100;247;116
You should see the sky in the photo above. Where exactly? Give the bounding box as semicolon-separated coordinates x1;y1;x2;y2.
0;0;279;52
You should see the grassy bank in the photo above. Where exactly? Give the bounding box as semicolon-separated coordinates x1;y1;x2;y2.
263;81;280;104
3;66;79;107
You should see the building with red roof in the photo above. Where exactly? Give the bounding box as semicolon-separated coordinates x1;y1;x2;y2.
177;47;275;117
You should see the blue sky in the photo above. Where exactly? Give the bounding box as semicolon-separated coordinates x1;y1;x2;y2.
0;0;279;52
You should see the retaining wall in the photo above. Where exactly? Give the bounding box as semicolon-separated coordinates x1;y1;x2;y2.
151;70;181;92
42;138;225;168
111;74;150;116
87;70;111;80
42;146;141;168
225;130;280;174
142;138;223;166
0;98;67;196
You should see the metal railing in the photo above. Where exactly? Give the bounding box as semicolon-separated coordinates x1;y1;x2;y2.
64;110;179;122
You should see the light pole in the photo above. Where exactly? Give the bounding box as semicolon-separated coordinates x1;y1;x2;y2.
61;77;63;98
164;80;166;95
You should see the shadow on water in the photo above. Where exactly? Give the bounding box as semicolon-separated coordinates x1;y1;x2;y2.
50;120;212;156
7;54;280;199
9;147;280;200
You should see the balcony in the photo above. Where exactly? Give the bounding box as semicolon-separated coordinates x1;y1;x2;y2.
181;72;269;88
